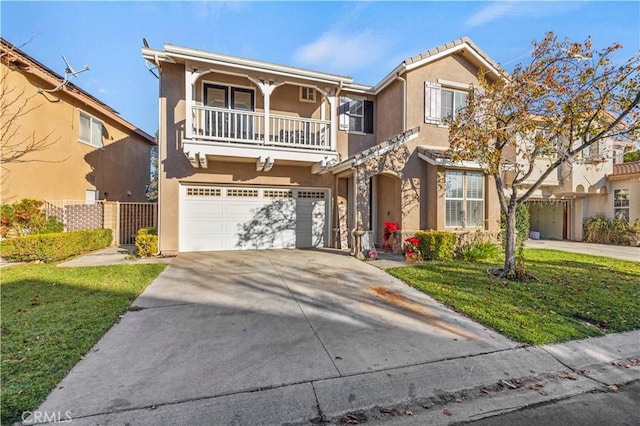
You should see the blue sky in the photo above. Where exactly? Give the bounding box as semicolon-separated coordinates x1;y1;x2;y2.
2;1;639;135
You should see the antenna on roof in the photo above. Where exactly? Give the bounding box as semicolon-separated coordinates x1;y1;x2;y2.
38;54;90;94
142;37;159;79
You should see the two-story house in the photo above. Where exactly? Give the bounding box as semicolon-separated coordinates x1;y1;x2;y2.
1;38;155;204
143;37;509;254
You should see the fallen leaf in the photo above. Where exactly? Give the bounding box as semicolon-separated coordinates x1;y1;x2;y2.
455;397;462;403
380;408;394;414
421;403;431;409
405;408;413;416
335;356;343;360
607;384;618;392
443;409;452;416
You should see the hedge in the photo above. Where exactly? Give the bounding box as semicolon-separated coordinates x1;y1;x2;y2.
0;229;112;262
415;230;457;261
135;227;158;257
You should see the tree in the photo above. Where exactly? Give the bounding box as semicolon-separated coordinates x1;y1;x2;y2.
145;131;159;201
448;32;640;278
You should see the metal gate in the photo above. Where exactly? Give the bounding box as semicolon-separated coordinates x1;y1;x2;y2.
116;202;158;245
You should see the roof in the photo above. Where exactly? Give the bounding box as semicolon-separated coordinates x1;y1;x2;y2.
372;37;507;94
1;38;155;145
143;37;505;95
143;43;353;86
611;160;640;177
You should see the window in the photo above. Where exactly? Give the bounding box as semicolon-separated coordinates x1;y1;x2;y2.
614;189;630;222
339;97;374;134
441;89;468;121
425;81;469;125
299;86;316;103
445;170;484;227
79;111;103;147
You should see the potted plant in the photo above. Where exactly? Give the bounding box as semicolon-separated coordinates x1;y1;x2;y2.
383;221;398;250
403;236;421;262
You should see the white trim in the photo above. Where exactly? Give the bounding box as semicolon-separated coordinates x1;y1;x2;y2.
437;79;472;90
418;151;484;170
183;141;338;164
161;45;352;85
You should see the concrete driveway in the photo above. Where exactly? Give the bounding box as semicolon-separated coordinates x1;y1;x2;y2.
35;249;516;424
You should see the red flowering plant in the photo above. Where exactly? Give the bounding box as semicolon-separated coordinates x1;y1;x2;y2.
403;236;421;261
383;222;398;237
382;222;399;250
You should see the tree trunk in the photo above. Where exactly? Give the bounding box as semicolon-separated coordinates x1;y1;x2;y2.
502;204;518;278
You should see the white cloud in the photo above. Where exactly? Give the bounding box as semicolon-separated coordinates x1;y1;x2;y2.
294;30;391;74
464;1;580;30
98;88;108;94
465;2;517;29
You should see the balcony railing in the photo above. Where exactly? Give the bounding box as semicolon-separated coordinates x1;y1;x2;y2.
191;106;332;151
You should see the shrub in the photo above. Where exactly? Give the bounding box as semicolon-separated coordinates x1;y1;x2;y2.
135;227;158;257
584;214;611;244
0;199;63;237
458;241;502;261
0;229;112;262
415;231;457;261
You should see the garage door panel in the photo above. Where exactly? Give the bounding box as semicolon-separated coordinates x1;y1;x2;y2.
180;186;328;252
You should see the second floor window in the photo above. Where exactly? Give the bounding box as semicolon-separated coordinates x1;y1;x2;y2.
300;86;316;103
441;89;467;121
339;97;374;134
79;111;103;148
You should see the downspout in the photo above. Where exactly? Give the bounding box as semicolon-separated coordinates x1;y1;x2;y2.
155;60;162;256
395;74;407;132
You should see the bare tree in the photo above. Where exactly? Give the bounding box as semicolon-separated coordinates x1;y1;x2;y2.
448;32;640;279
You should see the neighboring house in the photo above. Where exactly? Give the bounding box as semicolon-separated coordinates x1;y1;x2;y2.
1;38;155;204
609;160;640;224
143;37;507;254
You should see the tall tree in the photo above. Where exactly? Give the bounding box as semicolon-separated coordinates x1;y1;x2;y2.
448;32;640;278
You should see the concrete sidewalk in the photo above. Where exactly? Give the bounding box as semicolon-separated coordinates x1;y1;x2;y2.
31;329;639;425
525;239;640;262
57;245;173;267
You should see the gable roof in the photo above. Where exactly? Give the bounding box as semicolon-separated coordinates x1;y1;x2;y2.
372;37;507;94
1;38;155;145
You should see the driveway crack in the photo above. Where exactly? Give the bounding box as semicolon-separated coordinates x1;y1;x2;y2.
266;257;342;377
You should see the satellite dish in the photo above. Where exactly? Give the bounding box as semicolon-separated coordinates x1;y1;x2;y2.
143;38;149;48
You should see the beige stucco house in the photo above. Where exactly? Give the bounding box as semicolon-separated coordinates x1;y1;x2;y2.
1;38;155;204
143;37;510;255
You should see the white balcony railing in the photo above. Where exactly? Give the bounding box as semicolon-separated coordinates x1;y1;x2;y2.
191;106;332;151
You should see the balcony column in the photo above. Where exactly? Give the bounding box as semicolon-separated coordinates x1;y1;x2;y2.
185;65;203;141
249;78;281;144
185;66;193;140
322;88;338;152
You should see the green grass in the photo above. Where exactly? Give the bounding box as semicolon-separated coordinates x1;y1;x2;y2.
1;263;166;425
388;249;640;346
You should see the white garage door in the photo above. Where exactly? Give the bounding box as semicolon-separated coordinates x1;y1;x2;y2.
180;185;328;252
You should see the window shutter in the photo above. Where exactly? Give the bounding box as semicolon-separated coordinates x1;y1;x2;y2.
339;97;349;130
424;81;442;124
363;100;374;134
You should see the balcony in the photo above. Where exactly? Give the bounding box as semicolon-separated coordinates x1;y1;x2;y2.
184;106;337;170
191;106;331;150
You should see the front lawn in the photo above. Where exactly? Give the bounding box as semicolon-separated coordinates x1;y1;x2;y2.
388;249;640;345
1;263;166;425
